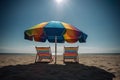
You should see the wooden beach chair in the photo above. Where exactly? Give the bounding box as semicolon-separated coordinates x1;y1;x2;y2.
35;46;53;63
63;46;79;62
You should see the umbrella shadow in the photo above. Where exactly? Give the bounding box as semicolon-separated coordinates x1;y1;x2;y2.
0;62;115;80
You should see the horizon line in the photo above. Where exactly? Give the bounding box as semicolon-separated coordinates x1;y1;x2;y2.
0;53;120;55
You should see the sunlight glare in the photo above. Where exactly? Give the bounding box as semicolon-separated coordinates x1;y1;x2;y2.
56;0;63;4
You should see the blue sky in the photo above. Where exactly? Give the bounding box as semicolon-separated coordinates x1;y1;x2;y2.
0;0;120;54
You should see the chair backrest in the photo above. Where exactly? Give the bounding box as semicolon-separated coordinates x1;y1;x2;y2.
35;47;51;54
64;46;79;54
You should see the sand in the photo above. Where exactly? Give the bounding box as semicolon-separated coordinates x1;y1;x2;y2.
0;54;120;80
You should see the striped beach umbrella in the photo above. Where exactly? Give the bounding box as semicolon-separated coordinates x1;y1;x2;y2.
24;21;87;63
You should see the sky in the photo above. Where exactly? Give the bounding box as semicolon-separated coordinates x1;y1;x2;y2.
0;0;120;54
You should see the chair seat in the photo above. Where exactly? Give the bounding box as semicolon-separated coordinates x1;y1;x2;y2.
63;46;79;62
38;53;51;56
40;56;52;59
35;46;53;63
64;53;78;56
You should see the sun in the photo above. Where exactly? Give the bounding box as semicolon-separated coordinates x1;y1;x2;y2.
56;0;63;4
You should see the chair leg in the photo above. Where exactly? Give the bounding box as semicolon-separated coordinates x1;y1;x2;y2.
74;57;77;62
63;56;65;63
77;56;79;63
39;57;42;62
74;56;79;62
50;55;53;62
35;54;38;63
50;56;53;62
63;59;65;63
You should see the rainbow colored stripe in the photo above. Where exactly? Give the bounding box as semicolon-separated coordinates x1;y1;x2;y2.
24;21;87;43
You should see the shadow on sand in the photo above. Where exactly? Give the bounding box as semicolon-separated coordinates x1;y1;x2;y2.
0;62;115;80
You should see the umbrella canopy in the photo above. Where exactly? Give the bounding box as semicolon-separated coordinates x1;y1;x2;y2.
24;21;87;64
24;21;87;43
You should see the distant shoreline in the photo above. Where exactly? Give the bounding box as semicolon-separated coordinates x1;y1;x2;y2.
0;53;120;55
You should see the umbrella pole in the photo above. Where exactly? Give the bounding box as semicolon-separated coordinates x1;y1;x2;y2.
55;36;57;64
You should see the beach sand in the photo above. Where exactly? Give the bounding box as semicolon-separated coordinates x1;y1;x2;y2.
0;54;120;80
